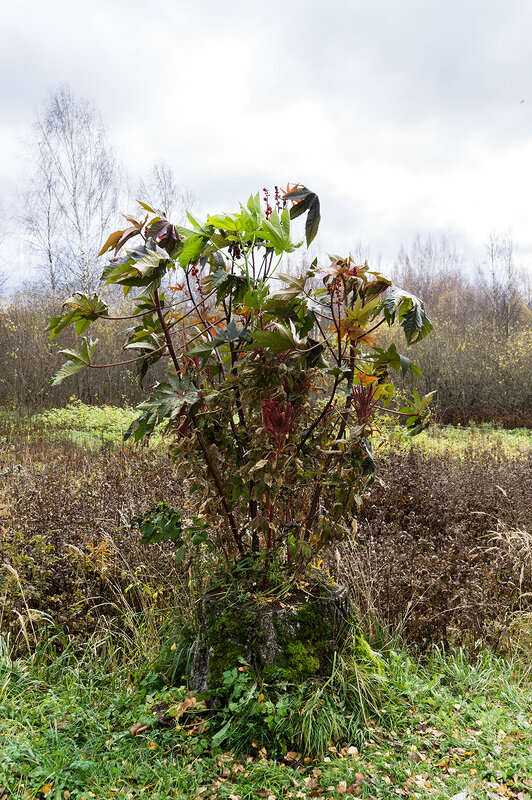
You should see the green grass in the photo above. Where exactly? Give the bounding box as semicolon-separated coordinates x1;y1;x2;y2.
1;635;531;800
373;420;532;459
0;402;164;450
31;402;142;448
2;402;531;456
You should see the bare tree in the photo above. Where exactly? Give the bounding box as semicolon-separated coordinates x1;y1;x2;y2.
521;268;532;312
23;85;118;294
394;235;462;297
0;202;9;296
477;231;525;337
137;160;195;224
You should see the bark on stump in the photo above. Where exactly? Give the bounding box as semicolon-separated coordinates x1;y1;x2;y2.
189;581;353;693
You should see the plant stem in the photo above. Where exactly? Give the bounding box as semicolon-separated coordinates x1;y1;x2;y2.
154;287;243;556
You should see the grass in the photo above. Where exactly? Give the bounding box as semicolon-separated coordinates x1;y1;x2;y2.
2;402;531;456
0;635;531;800
373;420;532;459
0;402;163;450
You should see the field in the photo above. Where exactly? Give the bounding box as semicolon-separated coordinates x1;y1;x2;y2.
1;404;531;800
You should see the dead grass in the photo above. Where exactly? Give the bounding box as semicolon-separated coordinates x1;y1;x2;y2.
2;413;531;651
0;426;201;650
336;447;532;647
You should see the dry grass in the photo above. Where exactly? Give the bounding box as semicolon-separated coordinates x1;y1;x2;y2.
336;447;532;647
2;412;531;651
0;425;202;651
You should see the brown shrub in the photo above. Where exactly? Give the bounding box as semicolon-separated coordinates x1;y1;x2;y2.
0;437;197;643
337;448;532;646
2;424;530;650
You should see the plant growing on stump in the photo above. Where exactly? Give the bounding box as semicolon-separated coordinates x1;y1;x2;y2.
47;184;434;587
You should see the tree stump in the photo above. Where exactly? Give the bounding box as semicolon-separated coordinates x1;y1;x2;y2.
189;579;354;693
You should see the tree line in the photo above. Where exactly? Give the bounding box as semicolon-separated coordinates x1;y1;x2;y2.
389;235;532;426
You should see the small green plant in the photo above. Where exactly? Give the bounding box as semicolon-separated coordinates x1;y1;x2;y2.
46;185;434;586
206;648;385;758
133;501;215;568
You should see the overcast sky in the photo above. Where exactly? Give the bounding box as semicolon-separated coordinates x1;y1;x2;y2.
1;0;532;282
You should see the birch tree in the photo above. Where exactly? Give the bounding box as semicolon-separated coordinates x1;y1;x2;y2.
24;85;118;294
137;160;195;224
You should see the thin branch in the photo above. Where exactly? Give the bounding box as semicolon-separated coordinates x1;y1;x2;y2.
88;342;168;369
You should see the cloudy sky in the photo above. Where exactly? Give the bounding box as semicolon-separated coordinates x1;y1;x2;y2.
1;0;532;281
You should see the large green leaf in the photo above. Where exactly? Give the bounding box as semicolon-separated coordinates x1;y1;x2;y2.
136;374;200;424
178;233;208;268
46;338;98;386
373;343;423;379
383;290;433;345
206;213;240;232
251;321;305;353
188;321;252;358
399;390;437;436
209;268;248;305
46;293;108;340
100;241;169;287
123;410;158;442
285;186;321;246
256;208;300;254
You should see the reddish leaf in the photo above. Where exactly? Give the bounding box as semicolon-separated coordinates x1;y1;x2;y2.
98;229;125;256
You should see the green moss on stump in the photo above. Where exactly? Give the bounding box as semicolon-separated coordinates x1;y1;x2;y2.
269;601;333;683
189;582;381;693
352;623;385;674
205;607;255;688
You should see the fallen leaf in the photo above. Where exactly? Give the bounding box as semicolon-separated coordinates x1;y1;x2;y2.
129;722;150;735
285;751;301;762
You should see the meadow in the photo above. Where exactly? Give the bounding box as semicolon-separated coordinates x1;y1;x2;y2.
1;404;531;800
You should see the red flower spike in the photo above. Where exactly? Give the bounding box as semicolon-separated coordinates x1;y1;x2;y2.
262;399;300;442
351;382;379;427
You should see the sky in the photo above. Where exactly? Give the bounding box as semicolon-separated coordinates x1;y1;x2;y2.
1;0;532;284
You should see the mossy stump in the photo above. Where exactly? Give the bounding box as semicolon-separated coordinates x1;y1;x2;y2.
189;580;354;693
